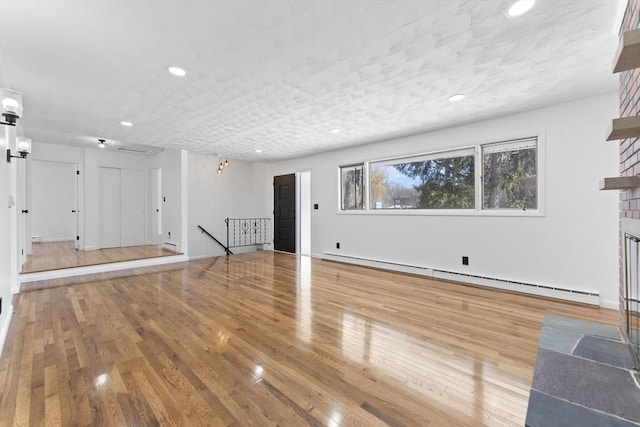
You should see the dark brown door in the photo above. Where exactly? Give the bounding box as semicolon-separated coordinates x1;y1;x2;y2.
274;174;296;253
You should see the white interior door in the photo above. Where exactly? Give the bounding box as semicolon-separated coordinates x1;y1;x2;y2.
121;168;146;247
74;165;79;250
100;167;121;248
151;168;162;244
31;160;77;243
17;158;27;267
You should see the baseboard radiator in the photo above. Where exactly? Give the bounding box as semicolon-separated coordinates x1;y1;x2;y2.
163;241;179;252
321;252;599;305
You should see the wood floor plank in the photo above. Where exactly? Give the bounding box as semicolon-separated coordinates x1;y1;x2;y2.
1;251;619;426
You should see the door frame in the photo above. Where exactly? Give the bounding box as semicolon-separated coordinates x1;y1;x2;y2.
296;171;311;256
74;164;80;250
273;172;312;255
152;168;163;244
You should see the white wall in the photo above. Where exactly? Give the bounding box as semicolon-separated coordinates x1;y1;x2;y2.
260;93;621;307
187;152;266;259
0;124;17;355
30;160;76;242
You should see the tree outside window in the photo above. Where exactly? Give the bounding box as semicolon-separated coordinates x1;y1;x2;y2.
482;139;537;210
369;149;475;209
340;164;365;210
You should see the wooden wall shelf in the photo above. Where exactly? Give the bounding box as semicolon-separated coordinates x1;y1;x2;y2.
613;28;640;73
600;176;640;190
606;116;640;141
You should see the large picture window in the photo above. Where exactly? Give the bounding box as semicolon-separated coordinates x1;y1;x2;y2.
338;136;540;214
340;164;365;210
369;148;475;209
482;138;537;210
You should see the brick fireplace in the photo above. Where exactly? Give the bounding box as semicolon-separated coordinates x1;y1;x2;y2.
619;0;640;350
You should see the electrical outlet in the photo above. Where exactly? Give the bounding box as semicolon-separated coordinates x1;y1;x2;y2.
336;242;340;249
314;203;319;210
462;256;469;266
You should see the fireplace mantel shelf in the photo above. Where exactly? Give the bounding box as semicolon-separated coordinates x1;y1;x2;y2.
607;115;640;141
613;28;640;73
599;176;640;190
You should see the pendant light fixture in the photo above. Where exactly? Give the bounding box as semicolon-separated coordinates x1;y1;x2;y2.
216;155;230;174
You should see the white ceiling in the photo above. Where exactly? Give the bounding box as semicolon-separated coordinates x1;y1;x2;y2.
0;0;622;161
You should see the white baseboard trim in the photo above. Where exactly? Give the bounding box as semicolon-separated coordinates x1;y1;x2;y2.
33;237;75;243
19;254;188;284
432;270;599;306
322;252;600;306
0;304;14;358
322;252;434;276
163;241;180;252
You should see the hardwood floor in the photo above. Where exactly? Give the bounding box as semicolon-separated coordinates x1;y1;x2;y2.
0;251;617;426
22;241;179;273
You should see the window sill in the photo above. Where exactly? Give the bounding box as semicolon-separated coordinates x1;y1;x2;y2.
336;209;544;217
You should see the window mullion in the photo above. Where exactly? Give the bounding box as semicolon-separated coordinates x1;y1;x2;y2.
364;162;370;210
475;145;482;211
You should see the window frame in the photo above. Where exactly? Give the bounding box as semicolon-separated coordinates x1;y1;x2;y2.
480;137;539;211
338;163;367;211
337;132;545;217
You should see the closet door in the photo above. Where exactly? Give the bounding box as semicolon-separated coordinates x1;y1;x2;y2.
99;167;121;248
121;168;146;247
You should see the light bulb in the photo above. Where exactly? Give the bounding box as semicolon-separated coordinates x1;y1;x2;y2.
16;137;31;154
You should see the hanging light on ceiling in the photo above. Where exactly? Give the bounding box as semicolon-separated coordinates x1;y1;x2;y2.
216;155;229;174
98;138;107;149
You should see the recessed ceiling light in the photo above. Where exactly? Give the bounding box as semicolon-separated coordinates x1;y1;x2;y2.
448;94;466;102
120;121;133;127
330;129;341;134
168;66;187;77
507;0;535;17
255;149;263;153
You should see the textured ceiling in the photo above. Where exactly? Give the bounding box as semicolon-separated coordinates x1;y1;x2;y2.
0;0;622;161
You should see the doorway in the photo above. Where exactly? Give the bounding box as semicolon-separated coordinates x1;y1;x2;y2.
273;174;296;253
